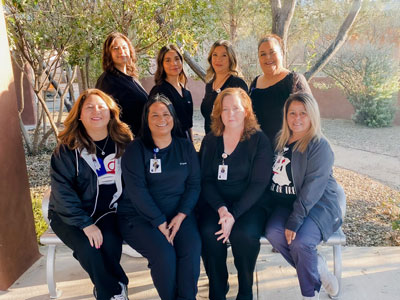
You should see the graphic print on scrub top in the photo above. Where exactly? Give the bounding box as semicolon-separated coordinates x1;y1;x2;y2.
271;146;296;195
95;154;116;185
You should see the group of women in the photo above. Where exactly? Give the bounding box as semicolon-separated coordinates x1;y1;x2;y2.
48;32;344;300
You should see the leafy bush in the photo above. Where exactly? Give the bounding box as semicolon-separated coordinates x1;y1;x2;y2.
324;42;399;127
32;193;48;244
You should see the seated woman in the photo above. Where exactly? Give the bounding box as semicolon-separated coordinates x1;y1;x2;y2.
265;93;343;300
118;95;201;300
48;89;133;300
198;88;273;300
149;44;194;141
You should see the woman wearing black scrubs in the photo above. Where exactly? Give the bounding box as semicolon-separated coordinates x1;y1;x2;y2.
118;95;201;300
201;40;248;134
149;44;194;141
96;32;148;136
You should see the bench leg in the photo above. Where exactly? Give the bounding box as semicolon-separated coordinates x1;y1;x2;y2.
47;245;62;299
329;244;342;300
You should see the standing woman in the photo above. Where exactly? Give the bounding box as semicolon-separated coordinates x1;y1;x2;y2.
250;34;312;143
265;93;343;300
198;88;272;300
49;89;133;300
201;40;248;134
118;95;201;300
96;32;148;136
149;45;194;141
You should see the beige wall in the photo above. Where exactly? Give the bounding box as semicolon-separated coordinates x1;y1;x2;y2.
0;5;40;290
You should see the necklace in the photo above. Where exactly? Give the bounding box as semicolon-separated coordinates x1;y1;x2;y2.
94;135;109;155
213;73;230;93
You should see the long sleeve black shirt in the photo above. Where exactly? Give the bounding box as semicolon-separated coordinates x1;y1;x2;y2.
200;75;248;134
149;81;193;138
249;72;311;143
119;137;201;227
199;131;273;219
96;70;148;136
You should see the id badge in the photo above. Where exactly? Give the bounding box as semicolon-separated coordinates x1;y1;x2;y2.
218;165;228;180
150;159;161;173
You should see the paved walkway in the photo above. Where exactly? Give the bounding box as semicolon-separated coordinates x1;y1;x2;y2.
332;144;400;191
1;245;399;300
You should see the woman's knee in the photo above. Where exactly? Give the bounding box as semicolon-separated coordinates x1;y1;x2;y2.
265;223;284;245
289;235;316;254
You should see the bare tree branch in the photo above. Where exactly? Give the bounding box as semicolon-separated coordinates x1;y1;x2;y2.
304;0;362;81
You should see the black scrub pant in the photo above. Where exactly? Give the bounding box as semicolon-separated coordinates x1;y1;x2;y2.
49;211;128;300
118;213;201;300
198;205;267;300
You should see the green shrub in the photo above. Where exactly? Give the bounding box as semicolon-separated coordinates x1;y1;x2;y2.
32;193;48;244
324;42;399;127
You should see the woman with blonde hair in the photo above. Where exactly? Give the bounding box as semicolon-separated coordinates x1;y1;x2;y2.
201;40;248;134
265;92;343;300
96;32;148;136
49;89;133;300
198;88;272;300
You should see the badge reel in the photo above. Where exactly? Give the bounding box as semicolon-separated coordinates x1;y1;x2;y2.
218;152;228;180
150;148;162;174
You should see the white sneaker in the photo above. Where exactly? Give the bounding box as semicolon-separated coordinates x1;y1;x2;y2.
303;290;320;299
110;283;128;300
317;253;339;296
119;282;129;299
110;295;126;300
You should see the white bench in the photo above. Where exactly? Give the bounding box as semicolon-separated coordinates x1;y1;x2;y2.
40;188;346;299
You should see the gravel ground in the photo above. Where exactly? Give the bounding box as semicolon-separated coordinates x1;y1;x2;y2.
26;115;400;246
321;118;400;158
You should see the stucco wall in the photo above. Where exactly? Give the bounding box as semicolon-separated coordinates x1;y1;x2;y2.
143;76;400;126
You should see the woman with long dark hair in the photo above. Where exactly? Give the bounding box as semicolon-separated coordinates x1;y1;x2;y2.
49;89;133;300
149;44;194;140
96;32;148;136
118;95;201;300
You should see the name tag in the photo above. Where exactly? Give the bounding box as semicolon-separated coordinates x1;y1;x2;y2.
218;165;228;180
150;159;161;173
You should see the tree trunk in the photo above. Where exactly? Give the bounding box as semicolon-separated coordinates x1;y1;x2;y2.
229;0;238;43
79;66;88;92
64;63;75;111
304;0;362;81
85;55;90;88
270;0;297;65
182;51;206;82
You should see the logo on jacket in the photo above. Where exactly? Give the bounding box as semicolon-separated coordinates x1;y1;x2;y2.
95;154;116;185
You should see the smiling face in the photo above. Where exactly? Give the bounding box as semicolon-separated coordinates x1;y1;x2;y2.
110;37;131;70
221;94;246;131
80;94;111;138
287;100;311;140
258;39;283;75
163;50;183;78
211;45;230;74
148;102;174;138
